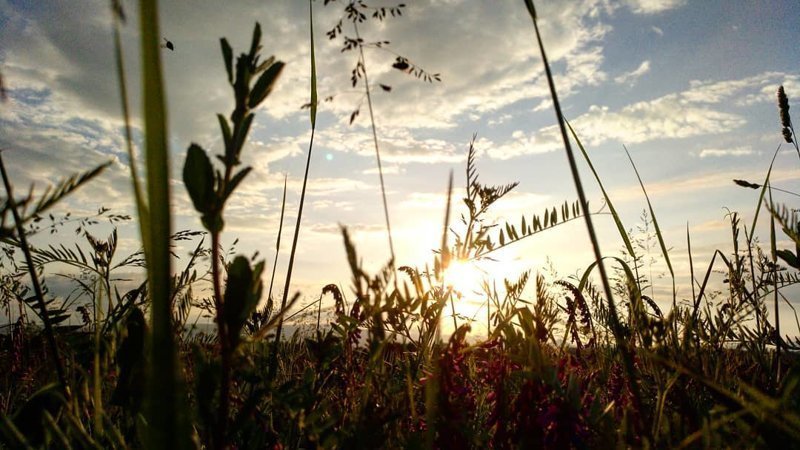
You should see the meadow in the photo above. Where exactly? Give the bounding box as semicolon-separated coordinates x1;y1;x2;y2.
1;0;800;448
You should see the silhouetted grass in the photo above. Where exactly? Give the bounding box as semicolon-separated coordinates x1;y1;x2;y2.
0;0;799;448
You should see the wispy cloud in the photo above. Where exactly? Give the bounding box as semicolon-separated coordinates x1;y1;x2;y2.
698;146;755;158
487;71;795;160
614;60;651;85
624;0;687;14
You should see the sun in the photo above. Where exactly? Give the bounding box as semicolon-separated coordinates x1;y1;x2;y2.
440;256;531;336
441;259;489;333
443;258;484;296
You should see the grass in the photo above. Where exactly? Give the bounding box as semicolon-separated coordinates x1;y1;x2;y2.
1;0;800;448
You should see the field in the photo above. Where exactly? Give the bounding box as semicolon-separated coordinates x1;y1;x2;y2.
1;0;800;448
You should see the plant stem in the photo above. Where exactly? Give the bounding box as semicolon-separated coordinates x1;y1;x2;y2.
524;0;645;436
354;20;396;265
0;151;66;389
270;127;316;381
138;0;190;446
271;1;318;379
266;174;288;313
211;231;229;450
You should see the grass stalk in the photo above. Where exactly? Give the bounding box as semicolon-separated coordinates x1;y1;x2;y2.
523;0;645;436
137;0;191;447
354;20;396;265
110;1;150;253
270;0;318;380
0;152;66;389
266;174;289;311
768;183;781;378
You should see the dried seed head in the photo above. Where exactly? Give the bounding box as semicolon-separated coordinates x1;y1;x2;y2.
781;108;792;128
783;126;794;144
779;86;790;109
778;86;791;123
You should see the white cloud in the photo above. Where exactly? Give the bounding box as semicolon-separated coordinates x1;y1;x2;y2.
487;71;795;160
698;146;755;158
624;0;687;14
651;26;664;36
486;129;562;160
614;60;651;85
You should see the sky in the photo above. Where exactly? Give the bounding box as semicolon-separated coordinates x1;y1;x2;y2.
1;0;800;336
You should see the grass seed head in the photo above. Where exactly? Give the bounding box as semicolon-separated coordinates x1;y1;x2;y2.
778;86;793;142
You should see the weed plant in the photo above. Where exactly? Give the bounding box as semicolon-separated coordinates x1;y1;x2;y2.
0;0;799;448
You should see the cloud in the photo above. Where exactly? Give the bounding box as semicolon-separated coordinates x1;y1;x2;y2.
698;146;755;158
321;127;464;164
486;130;562;160
610;167;799;203
614;60;651;85
624;0;687;14
651;26;664;36
487;71;795;160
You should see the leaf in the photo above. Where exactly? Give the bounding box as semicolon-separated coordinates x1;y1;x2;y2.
248;61;285;109
231;113;255;163
223;256;264;347
777;249;800;269
183;144;215;215
248;22;262;61
216;114;233;158
379;84;392;92
223;167;252;202
349;108;360;125
220;38;233;84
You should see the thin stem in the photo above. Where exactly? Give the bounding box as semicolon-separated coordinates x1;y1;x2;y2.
768;183;781;380
270;126;316;380
524;0;645;435
211;232;228;450
0;151;67;389
111;3;150;251
354;20;396;265
266;174;288;312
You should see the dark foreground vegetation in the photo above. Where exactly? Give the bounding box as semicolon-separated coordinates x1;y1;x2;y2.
1;0;800;448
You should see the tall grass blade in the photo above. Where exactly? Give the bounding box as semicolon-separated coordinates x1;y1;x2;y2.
687;223;696;302
523;0;645;437
266;174;288;309
138;0;191;447
523;1;620;345
309;0;317;130
270;0;318;379
768;183;781;373
110;1;150;253
748;145;781;245
567;121;636;261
